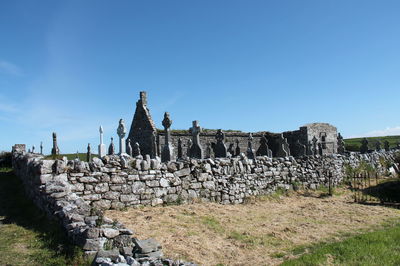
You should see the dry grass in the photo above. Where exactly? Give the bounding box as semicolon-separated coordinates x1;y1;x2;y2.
106;189;400;266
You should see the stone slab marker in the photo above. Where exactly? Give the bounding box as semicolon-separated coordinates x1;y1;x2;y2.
177;138;183;160
214;129;227;158
276;134;290;157
51;132;59;156
247;133;255;159
108;137;115;155
127;139;133;157
161;112;174;162
87;143;91;162
117;119;127;155
235;139;240;156
360;138;369;154
40;141;43;155
98;126;106;157
312;136;319;155
189;120;203;159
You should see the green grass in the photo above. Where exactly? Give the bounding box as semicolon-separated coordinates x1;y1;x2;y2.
0;167;89;265
344;135;400;152
44;153;98;162
282;220;400;266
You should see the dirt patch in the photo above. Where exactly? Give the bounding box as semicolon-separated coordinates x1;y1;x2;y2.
106;189;400;266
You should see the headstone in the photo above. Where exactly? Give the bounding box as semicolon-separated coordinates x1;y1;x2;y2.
51;132;60;156
295;140;306;157
98;126;106;157
32;145;35;154
256;136;272;157
177;138;183;159
312;136;318;155
235;139;240;156
117;119;127;155
87;143;92;162
276;134;290;157
227;143;234;157
189;120;203;159
151;131;158;158
384;140;390;151
186;139;192;158
214;129;227;158
205;142;212;159
337;133;345;154
375;140;382;151
360;138;369;154
40;141;43;155
127;139;133;157
318;142;323;155
108;137;115;155
133;142;141;157
246;133;255;159
306;141;313;155
161;112;174;162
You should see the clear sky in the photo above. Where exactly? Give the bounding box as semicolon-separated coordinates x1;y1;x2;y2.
1;0;399;153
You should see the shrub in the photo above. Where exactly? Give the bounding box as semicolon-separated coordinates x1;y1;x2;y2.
0;152;12;168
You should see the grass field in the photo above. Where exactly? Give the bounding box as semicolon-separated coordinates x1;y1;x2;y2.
0;168;89;266
344;135;400;152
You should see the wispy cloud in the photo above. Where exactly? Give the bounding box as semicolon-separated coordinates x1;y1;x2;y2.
0;60;22;76
349;126;400;138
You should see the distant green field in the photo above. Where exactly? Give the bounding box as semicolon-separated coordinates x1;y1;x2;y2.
44;153;98;162
344;135;400;152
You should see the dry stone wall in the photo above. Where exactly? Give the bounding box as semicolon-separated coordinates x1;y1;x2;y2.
11;147;398;265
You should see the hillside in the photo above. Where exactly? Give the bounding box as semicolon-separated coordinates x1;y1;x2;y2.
344;135;400;152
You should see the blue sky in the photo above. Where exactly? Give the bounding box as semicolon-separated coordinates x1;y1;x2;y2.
1;0;399;153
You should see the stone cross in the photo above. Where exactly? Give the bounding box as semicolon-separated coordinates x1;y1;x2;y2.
375;140;382;151
98;126;106;157
312;136;318;155
256;136;272;157
247;133;255;159
108;137;115;155
40;141;43;155
87;143;92;162
133;142;141;157
337;133;345;154
51;132;59;156
127;139;133;157
276;134;290;157
235;139;240;157
384;140;390;151
177;138;183;159
117;119;127;155
214;129;227;158
360;138;369;154
189;120;203;159
161;112;174;162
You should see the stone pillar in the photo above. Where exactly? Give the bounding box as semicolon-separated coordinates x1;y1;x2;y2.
51;132;59;156
189;120;203;159
235;139;240;156
98;126;106;157
161;112;174;162
87;143;92;162
40;141;43;155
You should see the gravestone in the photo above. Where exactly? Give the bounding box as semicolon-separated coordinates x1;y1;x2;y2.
295;140;306;156
127;139;133;157
227;143;234;157
360;138;369;154
276;134;290;157
40;142;43;155
384;140;390;151
375;140;382;151
312;136;318;155
214;129;227;158
117;119;127;155
186;139;192;158
87;143;91;162
235;139;240;156
246;133;255;159
256;136;272;157
189;120;203;159
51;132;60;156
151;131;158;159
108;137;115;155
133;142;141;157
205;142;212;159
32;145;35;154
98;126;106;157
337;133;345;154
161;112;174;162
318;142;323;155
177;138;183;159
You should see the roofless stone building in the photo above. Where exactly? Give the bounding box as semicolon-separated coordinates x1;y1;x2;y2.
126;91;339;160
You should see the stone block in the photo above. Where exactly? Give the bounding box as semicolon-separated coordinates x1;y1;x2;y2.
95;183;109;193
120;194;139;202
174;168;190;177
159;178;169;187
104;191;120;200
102;228;120;238
79;176;98;183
